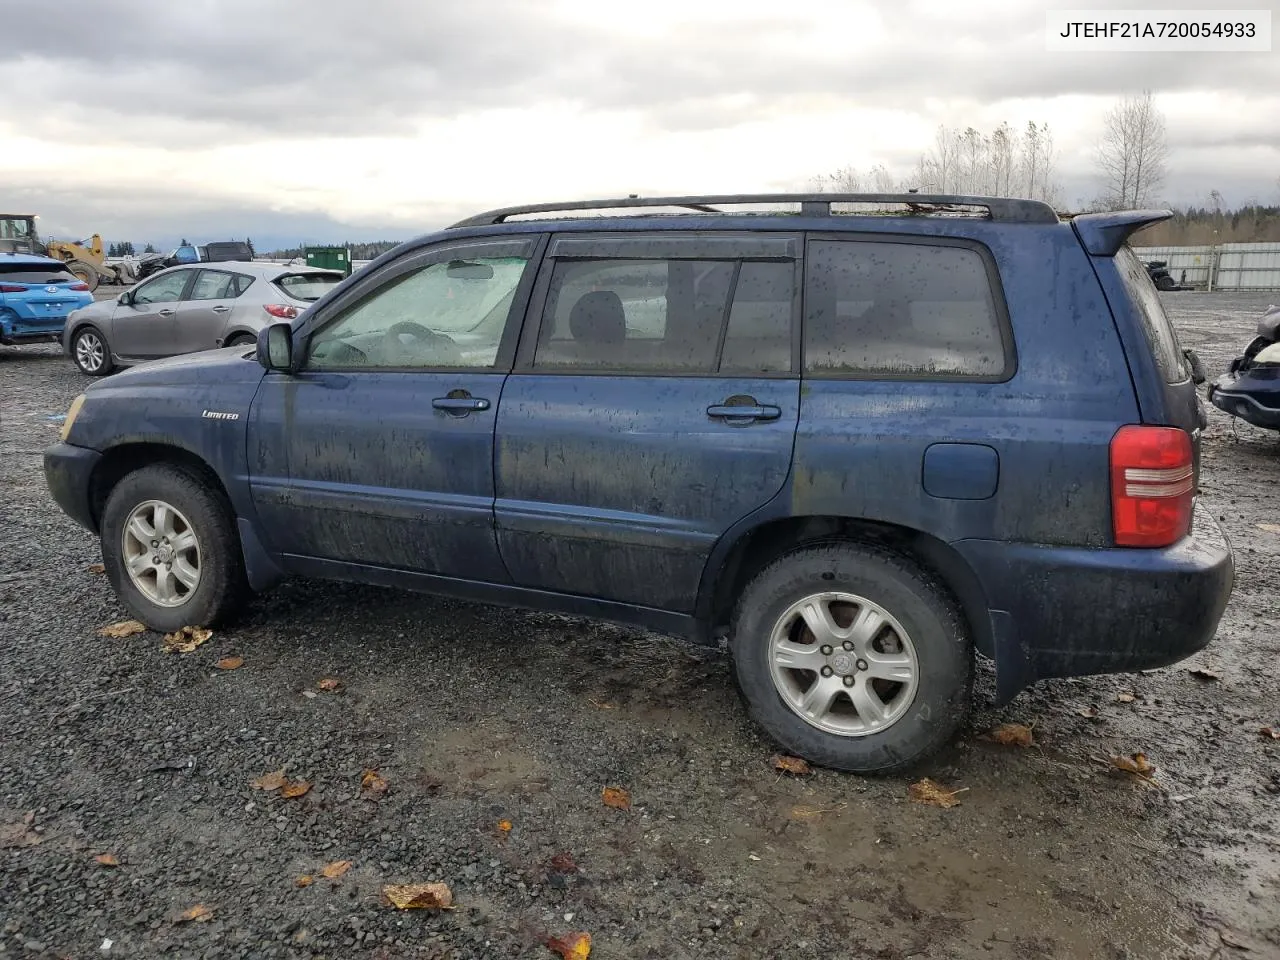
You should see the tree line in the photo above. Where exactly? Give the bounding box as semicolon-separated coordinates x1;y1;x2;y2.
260;241;402;261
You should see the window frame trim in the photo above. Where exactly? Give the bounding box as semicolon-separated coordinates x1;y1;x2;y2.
800;231;1018;384
513;232;803;379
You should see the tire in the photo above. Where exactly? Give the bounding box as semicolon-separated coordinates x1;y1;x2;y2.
730;543;972;774
224;334;256;348
71;325;114;376
1156;275;1176;291
100;464;249;632
68;260;100;292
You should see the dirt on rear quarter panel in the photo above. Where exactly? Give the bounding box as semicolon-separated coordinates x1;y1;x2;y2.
0;291;1277;959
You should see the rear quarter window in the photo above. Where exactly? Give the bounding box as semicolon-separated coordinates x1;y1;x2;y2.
276;272;342;302
1115;246;1190;384
0;262;75;284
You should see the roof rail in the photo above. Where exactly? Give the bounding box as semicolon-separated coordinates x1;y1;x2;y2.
449;193;1060;228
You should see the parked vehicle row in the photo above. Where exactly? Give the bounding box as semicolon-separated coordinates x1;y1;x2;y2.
134;240;258;281
44;193;1235;774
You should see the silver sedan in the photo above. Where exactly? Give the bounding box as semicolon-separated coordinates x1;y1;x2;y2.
63;261;344;375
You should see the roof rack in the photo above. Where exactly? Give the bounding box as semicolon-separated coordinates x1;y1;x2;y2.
449;193;1060;228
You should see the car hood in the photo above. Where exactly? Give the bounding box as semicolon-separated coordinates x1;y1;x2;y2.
87;345;266;392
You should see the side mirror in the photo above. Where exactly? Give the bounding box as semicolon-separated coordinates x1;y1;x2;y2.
118;291;133;306
1184;348;1206;385
258;323;295;372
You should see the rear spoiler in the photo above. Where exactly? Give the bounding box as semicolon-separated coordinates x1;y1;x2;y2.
1071;210;1173;257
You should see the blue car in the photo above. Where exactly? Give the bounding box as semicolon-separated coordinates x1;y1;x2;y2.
0;253;94;346
43;193;1234;773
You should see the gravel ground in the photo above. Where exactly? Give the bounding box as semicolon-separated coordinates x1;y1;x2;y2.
1;292;1278;960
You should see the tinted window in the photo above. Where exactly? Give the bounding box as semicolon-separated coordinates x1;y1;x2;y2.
189;271;236;300
1115;246;1189;383
132;271;190;304
307;255;528;370
276;272;342;302
804;240;1008;378
534;258;778;373
0;262;75;284
719;261;795;374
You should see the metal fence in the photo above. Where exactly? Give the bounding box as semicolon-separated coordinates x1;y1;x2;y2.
1132;242;1280;292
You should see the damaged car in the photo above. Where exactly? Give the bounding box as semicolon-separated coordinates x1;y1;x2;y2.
1208;304;1280;431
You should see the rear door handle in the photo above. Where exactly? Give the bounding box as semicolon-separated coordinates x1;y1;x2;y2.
212;305;229;313
707;403;782;422
432;396;490;413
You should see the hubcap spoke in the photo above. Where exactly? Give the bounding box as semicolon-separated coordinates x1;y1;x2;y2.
152;503;174;538
797;677;842;720
127;515;155;544
170;530;198;553
127;552;153;573
849;605;886;650
153;567;176;602
172;557;199;590
850;677;889;727
799;598;845;645
863;650;914;683
773;639;825;670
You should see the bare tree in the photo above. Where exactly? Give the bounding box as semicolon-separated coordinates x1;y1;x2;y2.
1096;90;1169;209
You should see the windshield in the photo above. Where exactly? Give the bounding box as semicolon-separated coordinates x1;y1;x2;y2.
276;272;343;302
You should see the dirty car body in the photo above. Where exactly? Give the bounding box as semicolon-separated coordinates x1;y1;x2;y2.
43;194;1234;773
1208;304;1280;431
0;253;94;346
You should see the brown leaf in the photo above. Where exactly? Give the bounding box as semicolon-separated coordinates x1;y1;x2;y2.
1078;706;1100;719
280;780;311;799
1187;667;1222;681
316;678;342;692
381;882;454;910
86;563;106;575
1260;726;1280;740
99;620;146;639
250;769;288;791
360;769;389;800
175;904;214;924
94;853;120;867
548;852;578;875
1110;753;1156;779
983;722;1035;747
601;786;631;811
215;656;244;671
1116;692;1136;703
908;778;968;809
497;819;512;833
545;931;592;959
772;755;812;776
295;875;314;888
320;860;352;879
162;625;213;654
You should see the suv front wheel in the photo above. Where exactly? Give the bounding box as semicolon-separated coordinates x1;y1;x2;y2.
731;544;971;774
100;464;249;632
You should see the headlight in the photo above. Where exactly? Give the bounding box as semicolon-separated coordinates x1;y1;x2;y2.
1254;343;1280;365
60;394;85;441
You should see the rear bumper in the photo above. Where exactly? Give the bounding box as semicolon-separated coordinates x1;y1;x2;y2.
0;309;72;345
43;442;102;533
1208;375;1280;430
954;507;1233;698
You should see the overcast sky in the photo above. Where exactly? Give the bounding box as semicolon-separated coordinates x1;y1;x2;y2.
2;0;1276;248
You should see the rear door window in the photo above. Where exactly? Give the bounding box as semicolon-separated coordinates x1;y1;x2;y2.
1115;246;1190;383
804;239;1012;380
188;270;237;300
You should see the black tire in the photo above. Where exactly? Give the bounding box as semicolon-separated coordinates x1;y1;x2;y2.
71;325;114;376
224;334;256;348
68;260;100;293
730;543;972;774
1156;275;1176;291
100;464;249;632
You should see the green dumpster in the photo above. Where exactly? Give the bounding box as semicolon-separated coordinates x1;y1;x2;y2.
304;245;352;278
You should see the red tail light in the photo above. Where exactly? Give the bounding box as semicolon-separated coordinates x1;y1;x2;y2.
0;284;27;293
69;282;90;291
1110;425;1194;547
264;303;298;319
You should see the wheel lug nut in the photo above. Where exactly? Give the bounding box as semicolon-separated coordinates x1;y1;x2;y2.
842;641;854;651
820;666;833;677
820;645;833;655
151;540;158;547
843;675;855;687
152;555;159;564
856;659;869;672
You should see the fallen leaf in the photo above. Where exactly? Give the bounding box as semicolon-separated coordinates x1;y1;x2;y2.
94;853;119;867
162;626;213;654
215;656;244;671
250;769;287;791
545;931;592;959
316;678;342;692
587;699;615;710
1260;727;1280;740
789;803;847;821
1116;692;1136;703
295;875;314;888
983;722;1035;747
86;563;106;574
497;820;512;833
1078;706;1100;719
1109;753;1156;779
1187;667;1222;681
908;778;968;809
99;620;146;639
0;812;41;849
601;786;631;811
360;769;390;800
175;904;214;924
548;852;578;874
320;860;352;880
1257;522;1280;535
382;882;454;910
280;780;311;799
772;755;812;776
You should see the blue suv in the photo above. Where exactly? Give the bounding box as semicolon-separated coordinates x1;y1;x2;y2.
43;194;1234;773
0;253;94;346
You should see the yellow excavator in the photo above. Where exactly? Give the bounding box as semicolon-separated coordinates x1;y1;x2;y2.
0;214;134;292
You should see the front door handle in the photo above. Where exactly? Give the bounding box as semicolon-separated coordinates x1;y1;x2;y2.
157;308;175;317
707;400;782;422
432;394;490;415
212;305;230;313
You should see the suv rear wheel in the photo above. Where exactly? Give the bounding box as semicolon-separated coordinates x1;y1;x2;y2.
100;464;248;632
731;544;971;774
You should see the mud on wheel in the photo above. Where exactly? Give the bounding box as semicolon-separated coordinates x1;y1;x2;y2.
731;543;972;774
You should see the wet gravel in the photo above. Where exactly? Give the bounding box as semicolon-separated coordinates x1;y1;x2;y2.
1;291;1277;959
